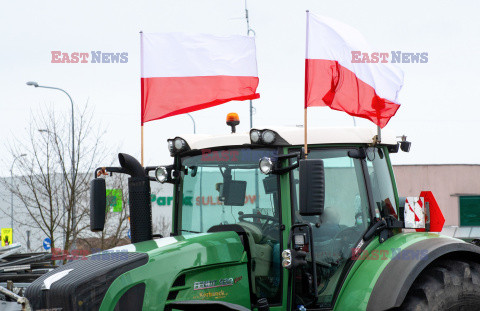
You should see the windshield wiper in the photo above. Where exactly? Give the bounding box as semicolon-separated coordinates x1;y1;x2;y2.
181;229;201;234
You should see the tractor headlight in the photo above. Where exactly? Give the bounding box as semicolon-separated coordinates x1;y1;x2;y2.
282;249;292;269
259;157;274;175
167;140;174;154
250;129;280;145
250;130;261;143
174;138;187;151
155;167;168;183
168;137;190;156
261;130;276;144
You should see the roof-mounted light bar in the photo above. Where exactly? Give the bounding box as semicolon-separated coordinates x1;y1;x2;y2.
250;129;280;145
167;137;191;156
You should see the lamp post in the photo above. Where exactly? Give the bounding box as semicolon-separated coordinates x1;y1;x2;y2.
10;154;27;230
27;81;76;247
186;113;196;134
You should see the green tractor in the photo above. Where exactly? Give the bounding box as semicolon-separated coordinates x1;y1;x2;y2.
25;125;480;310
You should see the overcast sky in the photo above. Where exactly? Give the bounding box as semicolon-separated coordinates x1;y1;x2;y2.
1;0;480;176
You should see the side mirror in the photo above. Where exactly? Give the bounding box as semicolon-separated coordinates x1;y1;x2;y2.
90;178;106;232
400;141;411;152
299;159;325;216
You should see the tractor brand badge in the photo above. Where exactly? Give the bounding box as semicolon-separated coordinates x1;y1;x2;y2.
194;277;236;290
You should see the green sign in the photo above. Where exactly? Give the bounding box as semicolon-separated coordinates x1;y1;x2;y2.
106;189;123;212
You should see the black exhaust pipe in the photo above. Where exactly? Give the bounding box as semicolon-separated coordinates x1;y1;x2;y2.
118;153;153;244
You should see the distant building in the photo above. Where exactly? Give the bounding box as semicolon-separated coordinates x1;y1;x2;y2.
393;164;480;239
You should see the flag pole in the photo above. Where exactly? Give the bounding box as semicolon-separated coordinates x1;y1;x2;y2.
304;10;310;158
375;104;382;144
141;125;144;165
140;30;145;166
245;0;255;128
304;107;308;157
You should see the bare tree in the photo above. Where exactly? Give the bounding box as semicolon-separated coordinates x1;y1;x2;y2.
2;104;106;253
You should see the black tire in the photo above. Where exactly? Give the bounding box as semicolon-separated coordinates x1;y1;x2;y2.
399;259;480;311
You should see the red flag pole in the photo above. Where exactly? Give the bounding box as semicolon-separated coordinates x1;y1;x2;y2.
304;10;310;158
140;31;144;166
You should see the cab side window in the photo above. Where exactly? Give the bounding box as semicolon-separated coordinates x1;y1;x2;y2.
366;147;397;218
292;149;370;307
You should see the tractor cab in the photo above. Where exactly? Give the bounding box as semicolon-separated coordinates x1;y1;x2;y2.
157;126;405;309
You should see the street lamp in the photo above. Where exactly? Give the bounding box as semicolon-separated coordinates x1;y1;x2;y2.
186;113;196;134
27;81;76;246
10;154;27;230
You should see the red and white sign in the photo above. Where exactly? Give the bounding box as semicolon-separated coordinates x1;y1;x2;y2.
405;197;425;229
305;13;404;128
418;191;445;232
140;33;260;124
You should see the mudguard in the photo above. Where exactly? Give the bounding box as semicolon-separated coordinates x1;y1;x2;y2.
334;233;480;311
367;237;480;311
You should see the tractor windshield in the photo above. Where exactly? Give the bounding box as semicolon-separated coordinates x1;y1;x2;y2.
177;148;281;233
177;147;283;302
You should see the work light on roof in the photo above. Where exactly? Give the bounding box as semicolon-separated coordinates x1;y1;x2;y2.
167;137;189;156
250;130;261;143
261;130;276;144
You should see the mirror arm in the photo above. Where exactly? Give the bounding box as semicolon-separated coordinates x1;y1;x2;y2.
276;151;301;161
271;161;299;175
94;166;127;178
270;151;301;175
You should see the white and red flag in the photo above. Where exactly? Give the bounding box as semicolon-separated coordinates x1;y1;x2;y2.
140;32;259;124
305;13;404;128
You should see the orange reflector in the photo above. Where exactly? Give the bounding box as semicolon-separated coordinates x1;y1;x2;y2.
226;113;240;123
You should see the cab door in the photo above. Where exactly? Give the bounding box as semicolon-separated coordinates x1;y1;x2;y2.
289;148;372;309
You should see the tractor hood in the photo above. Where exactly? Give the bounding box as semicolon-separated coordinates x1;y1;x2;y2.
25;231;246;311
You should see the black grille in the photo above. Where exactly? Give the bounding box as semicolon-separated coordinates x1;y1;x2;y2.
25;252;148;311
128;177;153;243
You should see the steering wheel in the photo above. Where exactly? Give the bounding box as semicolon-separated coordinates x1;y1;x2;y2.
238;213;279;231
332;226;362;259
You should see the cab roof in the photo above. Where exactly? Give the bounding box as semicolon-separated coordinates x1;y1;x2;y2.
173;127;398;151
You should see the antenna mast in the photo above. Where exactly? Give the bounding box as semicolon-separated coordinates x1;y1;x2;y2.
245;0;255;128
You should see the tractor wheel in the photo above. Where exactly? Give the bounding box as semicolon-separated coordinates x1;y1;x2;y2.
399;259;480;311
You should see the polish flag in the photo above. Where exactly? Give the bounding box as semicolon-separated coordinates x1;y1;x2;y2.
141;33;259;124
305;13;404;128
